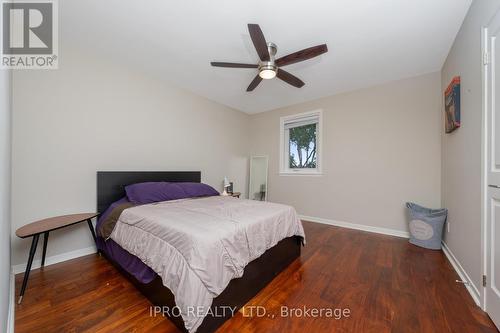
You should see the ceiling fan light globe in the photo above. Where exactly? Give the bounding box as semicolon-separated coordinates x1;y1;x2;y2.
259;69;276;79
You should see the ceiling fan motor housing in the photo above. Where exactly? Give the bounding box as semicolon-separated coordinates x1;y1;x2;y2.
258;42;278;78
258;62;277;73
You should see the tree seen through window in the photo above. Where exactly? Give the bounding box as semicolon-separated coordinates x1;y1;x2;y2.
289;123;317;168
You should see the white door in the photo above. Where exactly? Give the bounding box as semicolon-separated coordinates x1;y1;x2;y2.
485;9;500;329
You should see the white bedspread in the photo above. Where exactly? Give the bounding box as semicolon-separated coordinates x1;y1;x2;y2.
109;195;305;332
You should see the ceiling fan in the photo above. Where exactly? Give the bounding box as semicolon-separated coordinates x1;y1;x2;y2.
210;24;328;91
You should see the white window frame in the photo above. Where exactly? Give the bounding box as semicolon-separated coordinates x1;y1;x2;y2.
279;109;323;176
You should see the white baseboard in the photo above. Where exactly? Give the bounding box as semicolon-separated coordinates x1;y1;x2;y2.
7;269;14;333
12;245;97;275
441;241;481;306
300;214;410;238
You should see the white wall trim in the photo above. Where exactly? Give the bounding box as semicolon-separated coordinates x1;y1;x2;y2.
441;241;481;306
7;269;14;333
12;246;97;275
480;24;490;311
299;214;410;238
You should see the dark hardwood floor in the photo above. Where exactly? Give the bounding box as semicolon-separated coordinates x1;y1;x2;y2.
15;221;498;333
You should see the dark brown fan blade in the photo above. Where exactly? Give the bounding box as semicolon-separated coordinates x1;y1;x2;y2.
275;44;328;67
246;75;263;91
248;24;270;61
210;62;258;68
277;69;305;88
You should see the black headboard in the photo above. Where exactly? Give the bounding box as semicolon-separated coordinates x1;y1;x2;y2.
97;171;201;213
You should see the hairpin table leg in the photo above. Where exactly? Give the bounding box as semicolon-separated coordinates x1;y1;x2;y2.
18;234;39;304
87;219;97;244
87;218;101;256
41;232;49;267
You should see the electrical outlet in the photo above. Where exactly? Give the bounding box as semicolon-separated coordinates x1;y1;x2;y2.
447;222;450;233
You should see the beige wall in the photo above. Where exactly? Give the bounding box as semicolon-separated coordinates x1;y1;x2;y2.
441;0;500;300
0;69;12;332
11;47;249;266
249;72;442;233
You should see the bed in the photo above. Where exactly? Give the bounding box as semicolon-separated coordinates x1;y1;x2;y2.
95;171;304;333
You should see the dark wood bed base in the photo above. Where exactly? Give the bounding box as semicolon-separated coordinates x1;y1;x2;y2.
96;171;302;333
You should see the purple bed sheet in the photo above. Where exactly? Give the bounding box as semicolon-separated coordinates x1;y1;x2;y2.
96;197;156;284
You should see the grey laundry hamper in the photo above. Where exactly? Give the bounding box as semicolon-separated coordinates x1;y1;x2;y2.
406;202;447;250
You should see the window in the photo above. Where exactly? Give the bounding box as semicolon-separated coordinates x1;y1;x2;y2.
280;110;322;175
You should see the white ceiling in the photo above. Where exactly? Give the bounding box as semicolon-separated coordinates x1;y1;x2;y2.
61;0;472;114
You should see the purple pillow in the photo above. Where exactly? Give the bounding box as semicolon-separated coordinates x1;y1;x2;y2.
125;182;219;205
179;182;219;198
125;182;185;204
